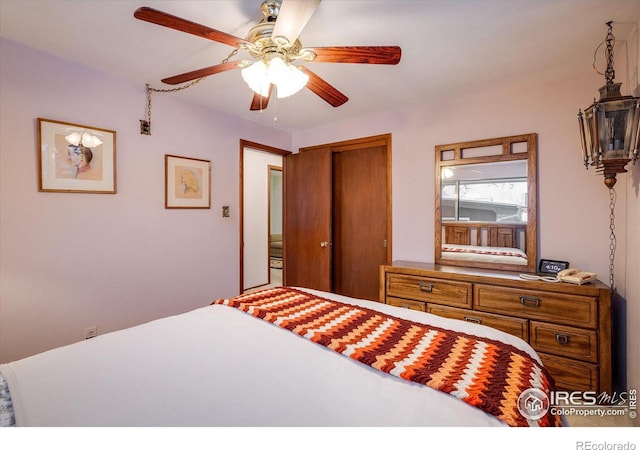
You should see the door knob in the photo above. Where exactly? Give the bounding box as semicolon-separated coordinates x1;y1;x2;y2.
320;241;330;248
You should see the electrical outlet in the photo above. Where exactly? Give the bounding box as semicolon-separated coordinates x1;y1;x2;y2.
84;326;97;339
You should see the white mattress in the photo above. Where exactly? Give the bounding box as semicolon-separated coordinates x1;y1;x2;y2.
0;288;543;427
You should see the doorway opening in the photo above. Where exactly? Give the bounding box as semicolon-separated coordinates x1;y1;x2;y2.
240;140;290;294
268;165;283;278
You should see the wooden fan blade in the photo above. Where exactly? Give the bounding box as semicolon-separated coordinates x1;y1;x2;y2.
306;46;401;65
298;66;348;107
161;61;242;85
272;0;321;44
250;85;274;111
134;7;247;48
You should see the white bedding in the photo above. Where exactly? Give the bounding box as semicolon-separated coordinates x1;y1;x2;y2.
0;288;544;427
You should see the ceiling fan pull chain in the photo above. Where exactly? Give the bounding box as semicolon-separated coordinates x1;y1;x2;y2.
273;87;278;122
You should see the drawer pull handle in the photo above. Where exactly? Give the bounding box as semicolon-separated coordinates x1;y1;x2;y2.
555;333;571;345
519;295;541;307
464;316;482;325
418;282;433;293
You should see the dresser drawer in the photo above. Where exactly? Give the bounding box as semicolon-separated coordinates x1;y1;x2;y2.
427;304;528;341
474;285;597;328
386;274;472;308
530;321;597;363
539;353;598;392
386;296;426;311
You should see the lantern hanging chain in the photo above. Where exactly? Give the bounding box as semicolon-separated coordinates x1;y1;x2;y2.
592;21;615;84
608;187;617;292
144;46;241;128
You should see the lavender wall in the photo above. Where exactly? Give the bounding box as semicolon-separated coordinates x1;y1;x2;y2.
0;38;290;363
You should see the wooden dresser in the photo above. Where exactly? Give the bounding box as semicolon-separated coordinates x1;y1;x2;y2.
380;261;612;393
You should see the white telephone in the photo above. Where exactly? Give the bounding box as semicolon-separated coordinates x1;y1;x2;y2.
556;268;598;285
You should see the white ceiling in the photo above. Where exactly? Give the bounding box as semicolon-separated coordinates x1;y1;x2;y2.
1;0;639;132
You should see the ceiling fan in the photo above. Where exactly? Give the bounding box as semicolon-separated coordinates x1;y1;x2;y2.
134;0;401;111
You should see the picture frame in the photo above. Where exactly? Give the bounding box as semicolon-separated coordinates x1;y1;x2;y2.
165;154;211;209
37;118;116;193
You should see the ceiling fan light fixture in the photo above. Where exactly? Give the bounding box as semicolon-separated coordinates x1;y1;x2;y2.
266;55;288;84
242;56;308;99
241;60;271;97
276;64;309;98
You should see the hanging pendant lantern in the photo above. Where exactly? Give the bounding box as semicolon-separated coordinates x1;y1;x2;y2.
578;22;640;188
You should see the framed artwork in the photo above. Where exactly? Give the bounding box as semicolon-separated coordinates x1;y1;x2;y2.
37;118;116;193
165;154;211;209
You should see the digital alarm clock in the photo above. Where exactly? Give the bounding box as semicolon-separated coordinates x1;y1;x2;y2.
538;259;570;275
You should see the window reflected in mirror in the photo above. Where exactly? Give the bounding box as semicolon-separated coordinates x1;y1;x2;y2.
441;161;528;223
435;134;537;273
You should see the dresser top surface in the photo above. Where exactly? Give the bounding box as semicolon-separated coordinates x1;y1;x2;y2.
387;261;610;295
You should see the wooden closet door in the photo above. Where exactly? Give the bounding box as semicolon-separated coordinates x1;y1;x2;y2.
332;145;388;301
283;148;332;291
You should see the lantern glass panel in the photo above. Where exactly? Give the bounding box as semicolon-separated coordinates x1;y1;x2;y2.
597;99;639;159
584;106;599;163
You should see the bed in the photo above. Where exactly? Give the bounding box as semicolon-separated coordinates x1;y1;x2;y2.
0;287;560;427
441;244;528;265
441;222;528;266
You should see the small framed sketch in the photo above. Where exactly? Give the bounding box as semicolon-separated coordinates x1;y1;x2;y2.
165;154;211;209
37;118;116;193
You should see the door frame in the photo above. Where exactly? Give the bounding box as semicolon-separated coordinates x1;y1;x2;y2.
298;133;393;266
239;139;290;294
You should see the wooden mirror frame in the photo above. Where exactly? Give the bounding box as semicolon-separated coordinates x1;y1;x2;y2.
434;133;538;273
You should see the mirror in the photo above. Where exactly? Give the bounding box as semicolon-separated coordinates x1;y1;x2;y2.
435;134;537;273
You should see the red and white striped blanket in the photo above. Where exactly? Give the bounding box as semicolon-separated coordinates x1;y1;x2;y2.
213;287;561;427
